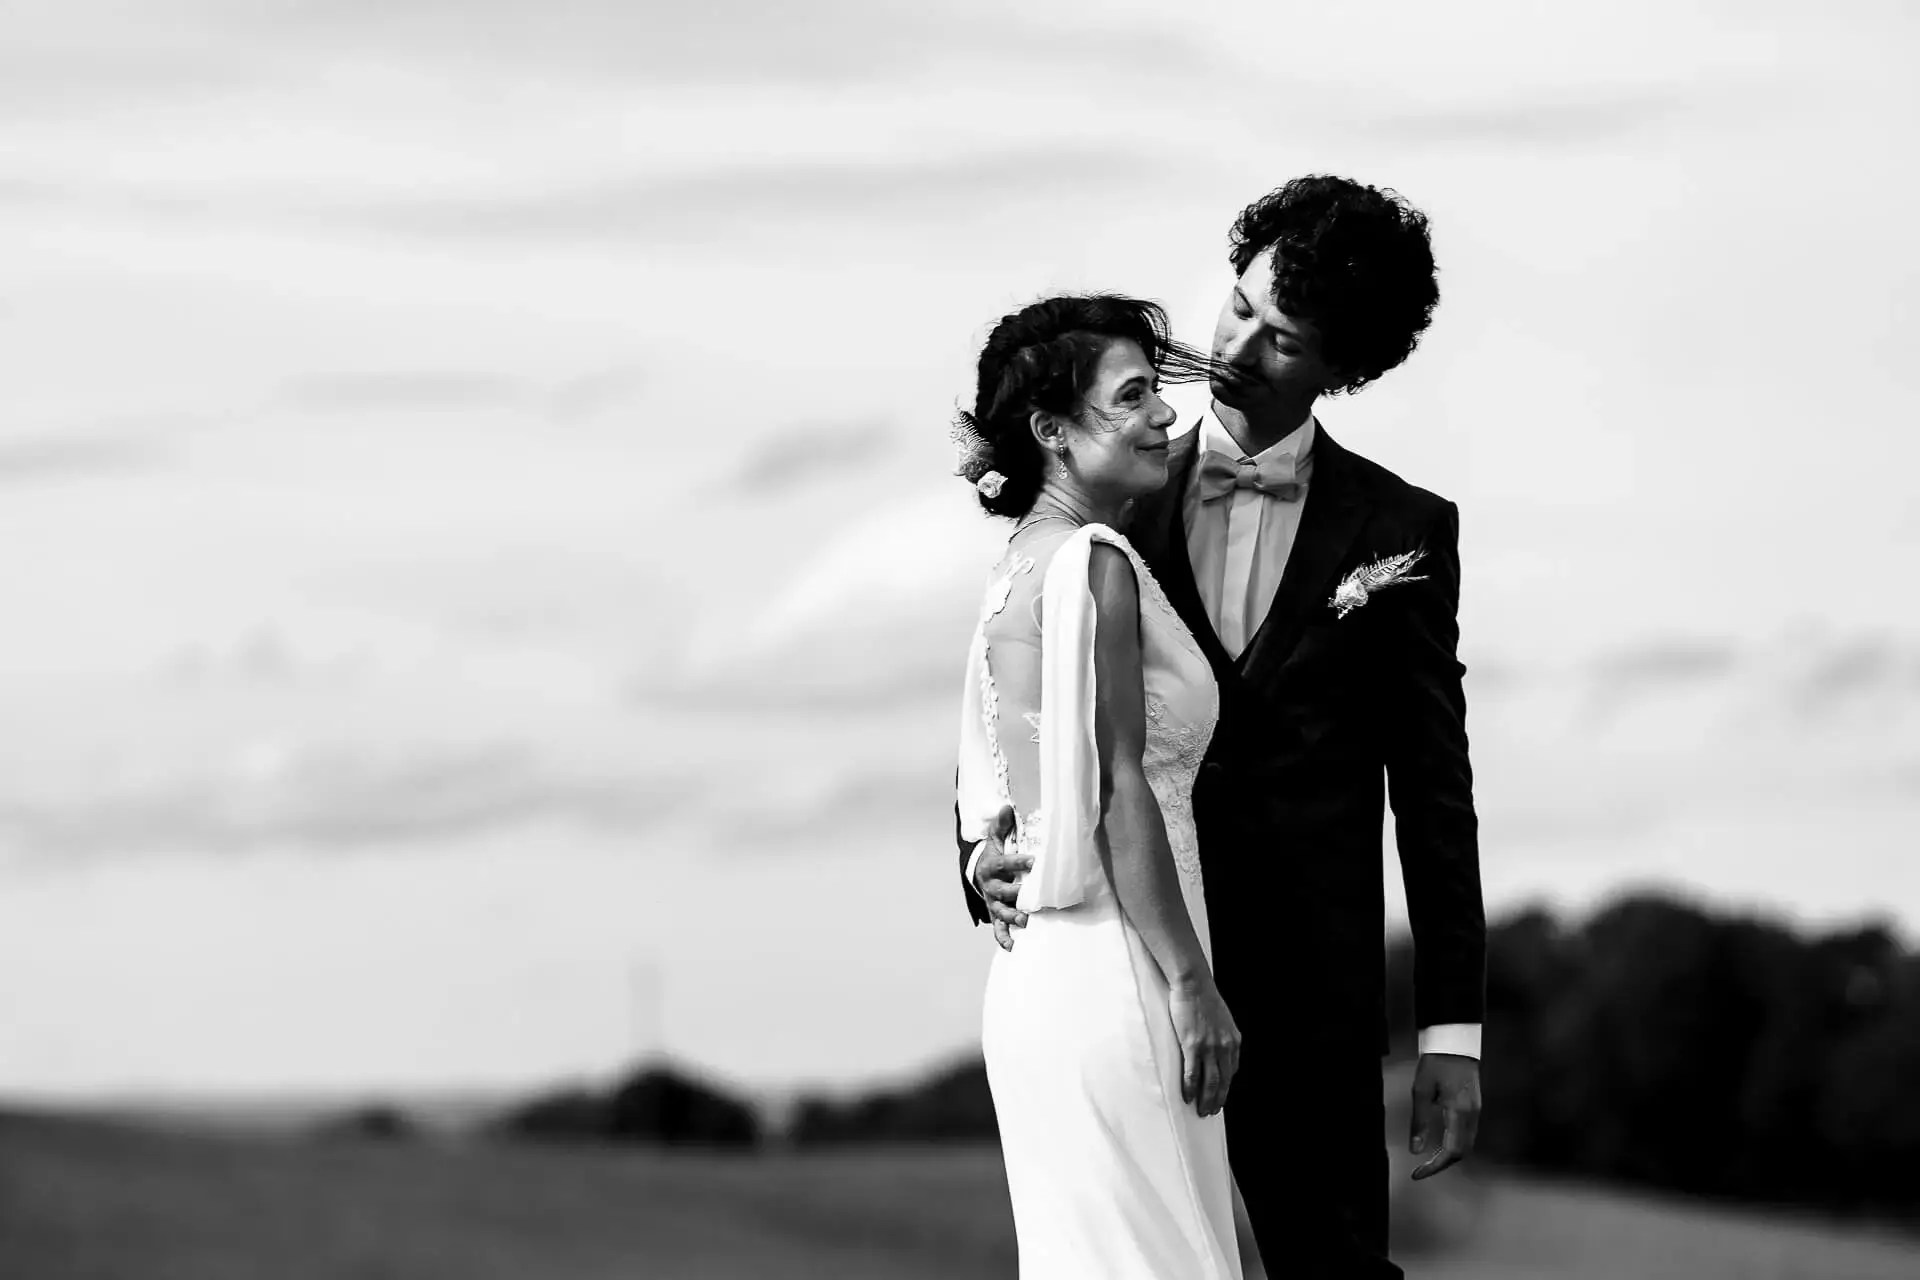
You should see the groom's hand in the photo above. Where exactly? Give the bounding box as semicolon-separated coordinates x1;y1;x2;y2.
972;806;1032;951
1409;1052;1481;1181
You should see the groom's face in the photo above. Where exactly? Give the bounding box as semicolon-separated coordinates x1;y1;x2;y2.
1210;247;1335;409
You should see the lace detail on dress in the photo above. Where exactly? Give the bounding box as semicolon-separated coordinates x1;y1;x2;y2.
978;555;1036;809
1145;697;1214;781
1158;788;1203;886
1145;696;1211;887
981;553;1036;624
1010;806;1046;864
1122;547;1209;671
979;643;1013;806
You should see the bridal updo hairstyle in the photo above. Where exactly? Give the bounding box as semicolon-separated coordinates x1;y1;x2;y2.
1228;175;1440;395
954;294;1209;518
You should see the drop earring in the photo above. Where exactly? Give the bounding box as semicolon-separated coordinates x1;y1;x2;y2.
1053;443;1069;480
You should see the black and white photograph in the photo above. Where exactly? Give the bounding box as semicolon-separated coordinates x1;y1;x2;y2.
1;3;1917;1277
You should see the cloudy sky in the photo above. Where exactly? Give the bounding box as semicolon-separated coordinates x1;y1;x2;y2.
1;0;1916;1102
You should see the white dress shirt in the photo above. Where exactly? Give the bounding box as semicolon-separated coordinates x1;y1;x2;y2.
970;403;1482;1061
1182;407;1317;658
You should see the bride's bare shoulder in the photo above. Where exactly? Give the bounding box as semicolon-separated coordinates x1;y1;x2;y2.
1085;539;1141;611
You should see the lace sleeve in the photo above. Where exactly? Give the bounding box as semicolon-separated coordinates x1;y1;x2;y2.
954;624;999;846
1016;524;1128;912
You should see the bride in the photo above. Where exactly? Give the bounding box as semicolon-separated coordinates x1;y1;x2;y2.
954;294;1246;1278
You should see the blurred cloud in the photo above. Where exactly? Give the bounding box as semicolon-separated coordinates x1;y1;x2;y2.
257;368;646;429
0;0;1224;111
547;365;649;426
1346;86;1768;147
274;372;537;414
0;740;681;861
0;430;174;482
1791;636;1920;718
736;421;896;491
1588;637;1741;712
224;0;1226;88
349;148;1216;246
0;8;282;117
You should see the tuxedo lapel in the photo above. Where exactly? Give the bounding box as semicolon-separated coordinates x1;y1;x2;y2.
1235;425;1372;688
1134;431;1235;675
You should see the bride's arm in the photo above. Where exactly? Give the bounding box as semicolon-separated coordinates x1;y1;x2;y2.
1090;543;1205;986
1088;544;1240;1115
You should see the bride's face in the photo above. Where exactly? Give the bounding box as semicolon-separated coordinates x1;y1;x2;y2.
1056;338;1178;501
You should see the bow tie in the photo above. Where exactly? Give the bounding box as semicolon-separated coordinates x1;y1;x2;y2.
1196;449;1303;502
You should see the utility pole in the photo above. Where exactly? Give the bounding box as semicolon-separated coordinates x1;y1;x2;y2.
630;953;665;1068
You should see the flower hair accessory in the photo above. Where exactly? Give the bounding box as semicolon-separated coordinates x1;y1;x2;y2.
975;470;1008;499
950;412;994;482
1329;550;1428;618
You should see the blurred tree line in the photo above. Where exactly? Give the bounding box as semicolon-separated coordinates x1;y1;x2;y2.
784;1058;997;1146
483;892;1918;1226
489;1056;994;1149
1385;891;1920;1222
495;1064;758;1147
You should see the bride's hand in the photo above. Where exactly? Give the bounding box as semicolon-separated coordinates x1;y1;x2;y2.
1168;978;1241;1118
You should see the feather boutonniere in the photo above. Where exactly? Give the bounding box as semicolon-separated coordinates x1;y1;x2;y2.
1329;550;1428;619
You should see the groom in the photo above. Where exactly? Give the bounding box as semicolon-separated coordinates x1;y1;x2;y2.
960;175;1485;1278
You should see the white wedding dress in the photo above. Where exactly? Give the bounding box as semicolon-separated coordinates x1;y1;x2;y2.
957;522;1241;1279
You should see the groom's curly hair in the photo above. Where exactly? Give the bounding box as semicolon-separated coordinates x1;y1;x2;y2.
1229;176;1440;395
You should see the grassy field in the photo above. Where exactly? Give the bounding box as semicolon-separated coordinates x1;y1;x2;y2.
1;1110;1913;1279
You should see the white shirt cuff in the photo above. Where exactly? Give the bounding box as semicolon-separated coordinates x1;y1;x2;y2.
964;841;988;904
1418;1023;1482;1059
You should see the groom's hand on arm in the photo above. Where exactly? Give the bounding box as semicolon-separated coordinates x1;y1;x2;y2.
968;805;1031;951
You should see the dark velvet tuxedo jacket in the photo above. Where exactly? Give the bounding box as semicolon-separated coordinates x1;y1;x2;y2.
958;423;1485;1055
